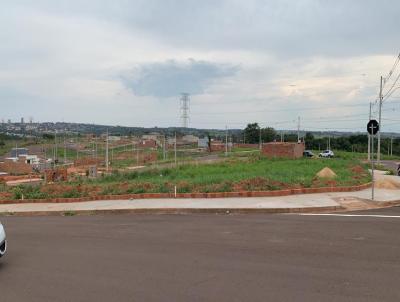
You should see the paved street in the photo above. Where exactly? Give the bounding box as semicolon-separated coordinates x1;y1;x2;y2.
380;160;400;175
1;208;400;302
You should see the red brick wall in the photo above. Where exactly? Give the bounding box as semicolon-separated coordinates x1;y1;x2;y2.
234;143;259;149
262;142;305;159
210;143;226;152
139;152;158;164
0;162;33;175
45;169;68;182
74;157;103;167
140;140;157;149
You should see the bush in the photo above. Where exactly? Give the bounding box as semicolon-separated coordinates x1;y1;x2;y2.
61;189;81;198
12;186;49;200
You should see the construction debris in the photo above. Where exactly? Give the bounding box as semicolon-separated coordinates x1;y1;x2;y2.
316;167;337;179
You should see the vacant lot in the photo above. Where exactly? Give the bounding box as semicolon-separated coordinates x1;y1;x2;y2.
3;156;371;200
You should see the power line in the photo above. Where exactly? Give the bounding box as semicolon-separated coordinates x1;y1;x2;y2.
191;102;368;116
383;53;400;87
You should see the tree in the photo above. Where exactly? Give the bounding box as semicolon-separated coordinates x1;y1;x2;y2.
243;123;277;144
244;123;260;144
261;127;277;143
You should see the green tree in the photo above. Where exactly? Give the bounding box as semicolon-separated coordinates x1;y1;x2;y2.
244;123;260;144
261;127;277;143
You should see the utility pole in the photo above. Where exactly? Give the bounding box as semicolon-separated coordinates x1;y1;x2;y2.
280;131;284;142
63;134;66;164
225;126;228;156
76;136;79;160
391;137;393;156
180;93;190;128
163;134;167;160
377;76;383;163
327;136;331;150
297;116;300;142
54;130;57;166
105;130;109;172
174;132;177;166
388;140;390;156
368;102;372;161
369;121;380;201
259;126;262;150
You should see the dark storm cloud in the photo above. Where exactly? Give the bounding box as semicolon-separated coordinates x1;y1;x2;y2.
121;59;239;98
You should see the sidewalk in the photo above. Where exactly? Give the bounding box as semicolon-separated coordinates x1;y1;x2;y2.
1;172;399;216
0;186;398;216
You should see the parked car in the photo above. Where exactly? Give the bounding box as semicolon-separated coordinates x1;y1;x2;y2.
319;150;334;158
303;150;314;158
0;222;6;258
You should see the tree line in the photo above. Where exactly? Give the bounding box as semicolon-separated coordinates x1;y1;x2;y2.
229;123;400;156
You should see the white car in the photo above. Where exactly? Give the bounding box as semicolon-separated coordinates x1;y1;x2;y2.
319;150;334;158
0;222;6;257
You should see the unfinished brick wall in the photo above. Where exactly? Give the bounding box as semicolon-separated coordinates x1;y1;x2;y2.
262;142;305;159
139;152;157;164
74;157;103;167
139;140;157;149
234;143;259;149
113;151;157;164
210;143;225;152
45;169;68;182
0;162;33;175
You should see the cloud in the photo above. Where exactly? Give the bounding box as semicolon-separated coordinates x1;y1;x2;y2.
0;1;399;131
121;59;239;98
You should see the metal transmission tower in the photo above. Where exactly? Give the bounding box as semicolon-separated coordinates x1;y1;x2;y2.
180;93;190;128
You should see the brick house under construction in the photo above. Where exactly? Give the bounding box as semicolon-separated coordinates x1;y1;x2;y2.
261;142;305;159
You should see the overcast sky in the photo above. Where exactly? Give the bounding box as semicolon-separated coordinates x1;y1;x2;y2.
1;0;400;131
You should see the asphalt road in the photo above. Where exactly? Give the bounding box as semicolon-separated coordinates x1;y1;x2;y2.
380;160;400;175
1;208;400;302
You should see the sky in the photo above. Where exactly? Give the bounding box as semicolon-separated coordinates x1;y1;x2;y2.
1;0;400;132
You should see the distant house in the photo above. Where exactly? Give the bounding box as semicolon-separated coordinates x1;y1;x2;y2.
142;133;163;146
108;136;121;142
140;139;157;149
10;148;28;158
182;135;199;144
18;154;40;165
261;142;305;159
198;137;209;148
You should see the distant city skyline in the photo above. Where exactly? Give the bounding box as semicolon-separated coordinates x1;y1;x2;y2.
1;1;400;132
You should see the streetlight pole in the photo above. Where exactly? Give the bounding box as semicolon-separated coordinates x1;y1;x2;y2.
225;126;228;156
368;102;372;161
105;130;109;172
377;76;383;163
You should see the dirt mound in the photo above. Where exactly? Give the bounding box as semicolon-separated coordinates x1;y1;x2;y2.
375;178;400;190
351;165;365;174
316;167;337;179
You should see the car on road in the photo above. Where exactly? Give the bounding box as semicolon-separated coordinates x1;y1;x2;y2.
303;150;314;158
319;150;334;158
0;221;6;257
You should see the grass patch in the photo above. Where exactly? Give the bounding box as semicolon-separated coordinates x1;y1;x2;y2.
3;156;372;199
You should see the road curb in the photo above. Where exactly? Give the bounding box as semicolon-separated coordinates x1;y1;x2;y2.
0;205;343;217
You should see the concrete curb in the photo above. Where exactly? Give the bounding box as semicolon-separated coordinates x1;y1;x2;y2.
0;182;372;205
0;205;344;217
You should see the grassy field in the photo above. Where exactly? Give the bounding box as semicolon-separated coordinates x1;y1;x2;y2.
4;155;371;200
